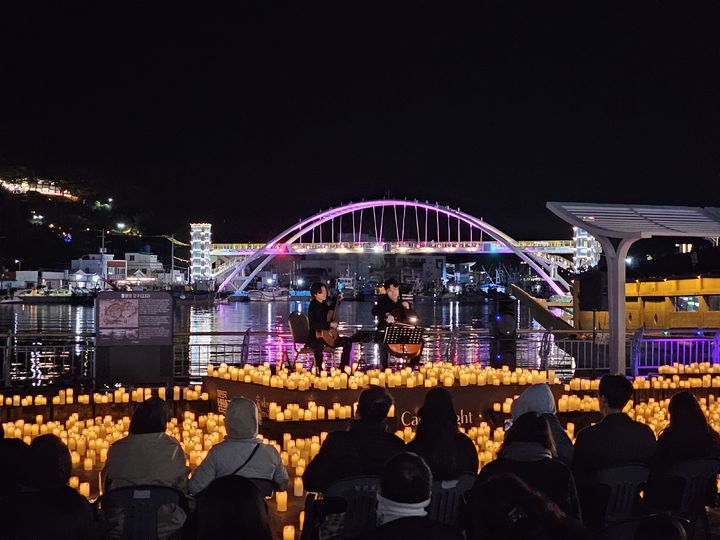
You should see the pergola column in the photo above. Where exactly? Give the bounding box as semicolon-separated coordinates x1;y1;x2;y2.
597;236;638;374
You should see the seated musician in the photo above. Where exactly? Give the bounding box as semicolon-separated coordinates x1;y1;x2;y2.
306;282;352;372
371;278;412;369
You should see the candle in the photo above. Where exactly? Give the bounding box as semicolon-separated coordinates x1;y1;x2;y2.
276;491;288;512
69;476;79;489
299;510;305;530
283;525;295;540
294;477;304;497
79;482;90;497
84;458;93;471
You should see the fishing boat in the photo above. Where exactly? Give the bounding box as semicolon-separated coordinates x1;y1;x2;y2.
248;287;290;301
19;288;73;304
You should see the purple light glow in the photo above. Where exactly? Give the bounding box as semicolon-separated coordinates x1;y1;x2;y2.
218;200;566;295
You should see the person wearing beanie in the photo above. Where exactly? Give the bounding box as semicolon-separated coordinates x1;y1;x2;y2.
189;397;288;495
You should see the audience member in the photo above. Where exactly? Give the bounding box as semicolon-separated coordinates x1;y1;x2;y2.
0;438;30;499
1;434;97;540
633;513;687;540
646;391;720;512
473;412;580;518
190;397;288;494
194;475;273;540
360;452;463;540
101;397;189;539
657;391;720;467
466;473;591;540
407;387;478;480
510;383;574;466
303;386;404;492
572;374;656;529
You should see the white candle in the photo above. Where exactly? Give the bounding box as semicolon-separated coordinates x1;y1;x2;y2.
276;490;288;512
283;525;295;540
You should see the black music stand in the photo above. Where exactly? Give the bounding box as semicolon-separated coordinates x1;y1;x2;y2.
383;326;424;362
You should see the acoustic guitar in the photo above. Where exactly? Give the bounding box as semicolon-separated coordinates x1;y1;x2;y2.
315;294;342;347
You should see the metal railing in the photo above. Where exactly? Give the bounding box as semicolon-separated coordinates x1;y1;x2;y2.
1;328;719;387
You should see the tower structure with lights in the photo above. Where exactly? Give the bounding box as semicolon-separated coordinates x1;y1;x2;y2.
573;227;602;271
190;223;212;284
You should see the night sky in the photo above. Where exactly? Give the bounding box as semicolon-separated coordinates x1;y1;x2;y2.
1;3;719;243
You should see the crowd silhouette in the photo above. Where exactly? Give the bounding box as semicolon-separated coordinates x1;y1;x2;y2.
0;375;717;539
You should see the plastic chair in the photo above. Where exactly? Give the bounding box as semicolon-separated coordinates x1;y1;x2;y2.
94;484;187;540
660;458;720;540
288;311;335;368
593;464;650;530
301;475;380;540
427;473;476;528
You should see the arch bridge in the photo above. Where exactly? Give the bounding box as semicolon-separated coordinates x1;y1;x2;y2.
212;200;573;295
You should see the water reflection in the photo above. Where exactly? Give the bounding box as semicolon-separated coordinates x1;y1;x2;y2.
0;300;573;383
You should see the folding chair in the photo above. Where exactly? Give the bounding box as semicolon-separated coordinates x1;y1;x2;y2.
288;311;334;369
660;458;720;540
592;464;650;538
94;484;187;540
301;475;380;540
428;473;476;528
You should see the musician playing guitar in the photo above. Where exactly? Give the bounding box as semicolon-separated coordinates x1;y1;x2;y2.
371;278;411;369
306;282;352;372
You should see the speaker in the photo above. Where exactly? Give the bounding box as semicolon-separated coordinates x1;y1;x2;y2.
578;270;608;311
490;295;517;368
490;339;517;369
491;297;517;338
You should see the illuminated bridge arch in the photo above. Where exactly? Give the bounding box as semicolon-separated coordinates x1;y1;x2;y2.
217;200;570;294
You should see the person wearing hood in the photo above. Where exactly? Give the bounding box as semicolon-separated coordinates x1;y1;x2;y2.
510;383;574;466
471;412;581;520
102;397;190;539
189;397;288;495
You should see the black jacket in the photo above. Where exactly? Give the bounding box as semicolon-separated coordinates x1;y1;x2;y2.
407;432;479;480
571;412;656;529
372;295;406;331
360;517;464;540
306;297;336;345
571;412;656;489
303;420;405;493
474;443;581;519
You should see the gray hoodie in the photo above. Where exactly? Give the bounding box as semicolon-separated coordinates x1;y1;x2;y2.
188;398;289;495
510;383;574;467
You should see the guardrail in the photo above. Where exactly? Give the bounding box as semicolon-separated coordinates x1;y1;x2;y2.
1;328;718;387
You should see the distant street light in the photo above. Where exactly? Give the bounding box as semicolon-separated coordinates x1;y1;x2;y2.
116;223;126;231
14;259;21;270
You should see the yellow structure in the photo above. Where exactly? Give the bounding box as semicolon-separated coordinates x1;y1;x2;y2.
574;276;720;331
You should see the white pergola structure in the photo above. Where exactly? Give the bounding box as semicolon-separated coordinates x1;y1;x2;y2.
547;202;720;374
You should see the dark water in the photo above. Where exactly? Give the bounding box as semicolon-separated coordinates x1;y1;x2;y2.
0;299;490;335
0;300;559;381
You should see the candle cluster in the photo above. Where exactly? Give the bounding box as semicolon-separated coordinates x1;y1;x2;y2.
659;362;720;375
564;373;720;393
268;401;364;422
208;362;561;390
0;386;209;408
